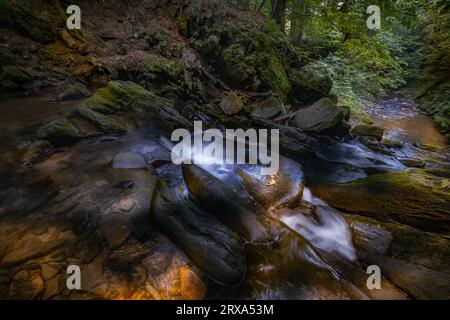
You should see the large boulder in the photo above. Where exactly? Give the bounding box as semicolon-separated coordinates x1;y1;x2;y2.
295;98;348;132
149;182;246;286
290;63;333;104
345;214;450;299
250;96;283;119
309;169;450;233
182;164;271;242
238;157;304;209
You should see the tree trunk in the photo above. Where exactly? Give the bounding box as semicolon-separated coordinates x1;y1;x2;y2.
271;0;287;32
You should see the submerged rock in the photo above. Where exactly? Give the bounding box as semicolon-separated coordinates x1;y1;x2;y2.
238;157;304;210
351;124;384;140
250;97;282;119
112;152;148;170
19;140;54;165
309;169;450;233
182;164;270;242
295;98;348;133
219;91;244;116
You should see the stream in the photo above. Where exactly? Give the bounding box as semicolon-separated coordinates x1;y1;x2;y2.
0;90;448;300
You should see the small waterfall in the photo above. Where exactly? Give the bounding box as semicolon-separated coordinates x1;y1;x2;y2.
281;188;357;262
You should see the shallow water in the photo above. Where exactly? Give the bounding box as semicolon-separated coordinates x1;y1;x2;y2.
0;90;448;300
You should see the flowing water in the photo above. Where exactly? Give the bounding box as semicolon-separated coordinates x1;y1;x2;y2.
0;90;448;299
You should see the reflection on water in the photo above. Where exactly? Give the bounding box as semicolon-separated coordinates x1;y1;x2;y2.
371;97;448;148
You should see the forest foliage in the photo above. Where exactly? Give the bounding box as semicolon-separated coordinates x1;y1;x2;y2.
228;0;449;132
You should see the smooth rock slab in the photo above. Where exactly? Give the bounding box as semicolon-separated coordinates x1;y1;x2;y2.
295;98;348;133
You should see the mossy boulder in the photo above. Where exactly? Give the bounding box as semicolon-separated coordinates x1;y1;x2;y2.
0;66;33;89
294;98;348;132
218;43;256;86
75;107;127;135
308;169;450;233
290;63;333;104
58;84;91;102
37;118;81;147
218;91;244;115
351;124;384;140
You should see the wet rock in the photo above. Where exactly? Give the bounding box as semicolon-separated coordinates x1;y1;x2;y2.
147;250;207;300
351;124;384;140
75;107;127;135
345;214;450;299
309;170;450;233
397;157;426;168
19;140;54;165
290;63;333;104
8;270;44;300
58;84;91;102
101;212;134;249
36;118;81;147
250;97;282;119
382;138;404;149
150;183;246;286
182;164;270;242
219;91;244;116
238;157;304;209
112;152;147;170
295;98;348;133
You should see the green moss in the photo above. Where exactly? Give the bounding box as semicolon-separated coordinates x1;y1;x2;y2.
145;55;183;79
36;118;80;146
75;107;127;134
309;170;450;233
0;66;33;88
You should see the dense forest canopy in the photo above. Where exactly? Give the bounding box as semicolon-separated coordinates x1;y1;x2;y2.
226;0;449;132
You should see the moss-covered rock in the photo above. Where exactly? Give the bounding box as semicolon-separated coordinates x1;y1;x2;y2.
75;107;127;135
294;98;348;132
351;124;384;140
0;66;33;89
290;63;333;104
218;91;244;116
37;118;81;147
19;140;54;166
308;169;450;233
57;84;91;102
345;214;450;299
145;54;183;80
